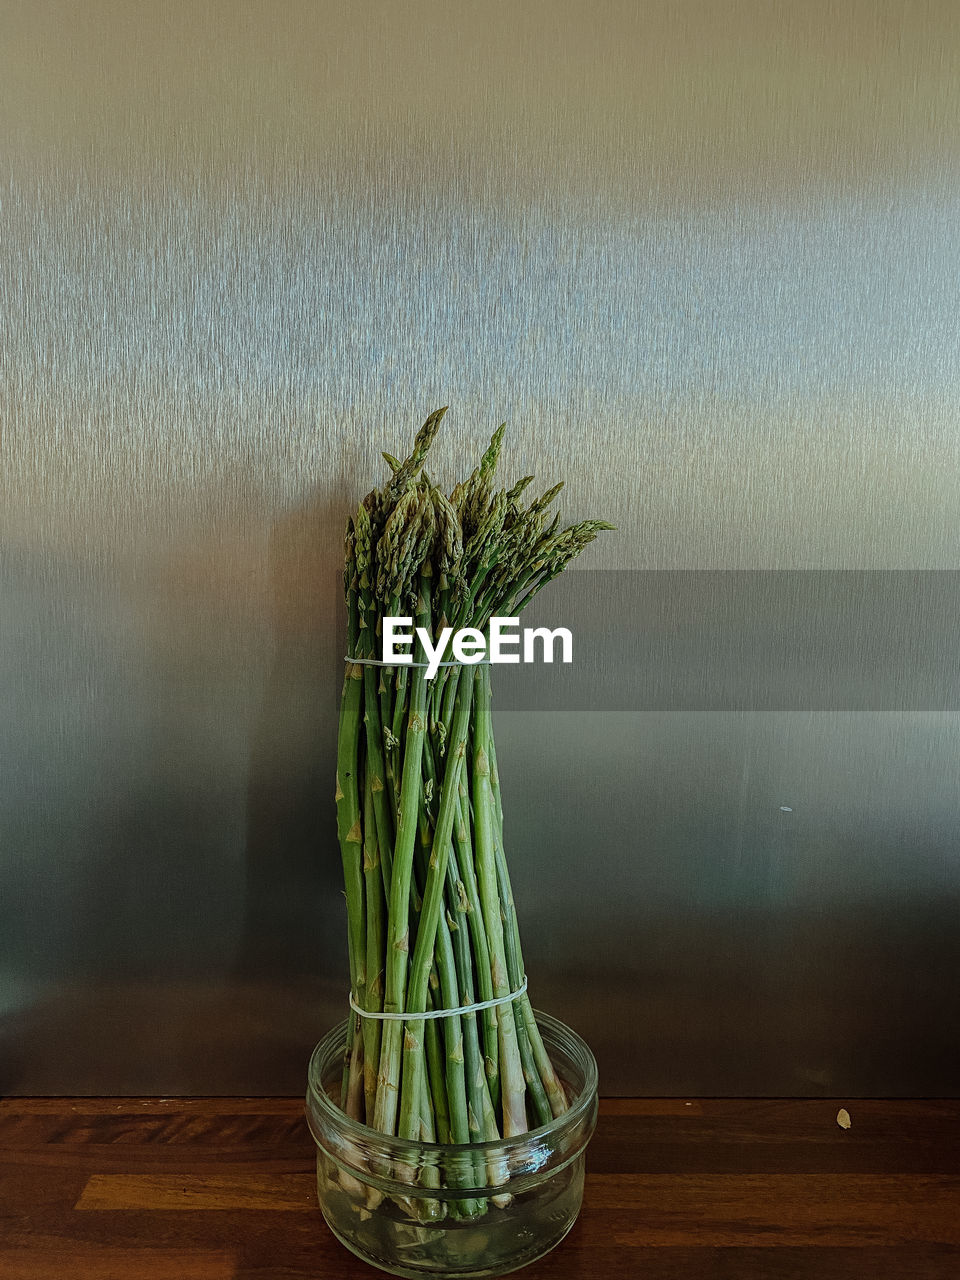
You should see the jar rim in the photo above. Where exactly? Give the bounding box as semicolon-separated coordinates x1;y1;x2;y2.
306;1007;598;1157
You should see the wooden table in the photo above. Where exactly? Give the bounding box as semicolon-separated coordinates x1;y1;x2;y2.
2;1097;958;1278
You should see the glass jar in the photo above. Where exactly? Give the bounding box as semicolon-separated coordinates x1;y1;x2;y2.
305;1010;599;1278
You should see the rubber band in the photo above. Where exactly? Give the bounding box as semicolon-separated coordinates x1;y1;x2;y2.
345;654;490;669
349;975;527;1022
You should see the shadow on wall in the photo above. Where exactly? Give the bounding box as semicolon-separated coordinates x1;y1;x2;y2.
0;489;353;1094
232;493;347;988
3;893;957;1096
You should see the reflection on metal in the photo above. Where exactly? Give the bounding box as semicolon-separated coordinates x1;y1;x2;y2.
2;2;959;1094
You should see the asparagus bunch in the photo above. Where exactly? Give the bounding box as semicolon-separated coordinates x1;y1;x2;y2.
334;408;612;1209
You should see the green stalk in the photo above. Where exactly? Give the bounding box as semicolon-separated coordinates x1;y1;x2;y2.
356;530;395;898
443;850;493;1217
391;664;409;783
409;792;461;1156
414;808;485;1218
435;911;484;1218
340;1013;354;1111
488;732;569;1119
424;991;451;1144
345;1010;365;1121
454;786;499;1111
398;669;472;1140
337;529;359;1109
400;668;447;1222
405;674;487;1217
379;665;398;816
494;836;551;1128
363;675;394;896
445;854;489;1144
472;663;527;1136
379;589;403;818
414;1063;445;1223
334;663;365;1019
335;539;366;1119
373;569;432;1135
362;758;385;1124
422;721;498;1161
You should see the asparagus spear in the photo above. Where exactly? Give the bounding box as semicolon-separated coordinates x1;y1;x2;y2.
332;408;612;1189
398;668;473;1139
373;565;433;1135
472;664;527;1137
335;523;366;1118
361;756;385;1123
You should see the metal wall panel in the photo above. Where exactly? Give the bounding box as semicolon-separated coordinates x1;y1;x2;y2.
2;0;959;1094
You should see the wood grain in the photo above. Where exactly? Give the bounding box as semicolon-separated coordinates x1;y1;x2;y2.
75;1173;317;1212
2;1097;959;1279
0;1247;236;1280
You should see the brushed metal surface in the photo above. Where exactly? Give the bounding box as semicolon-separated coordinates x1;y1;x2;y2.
2;0;959;1093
